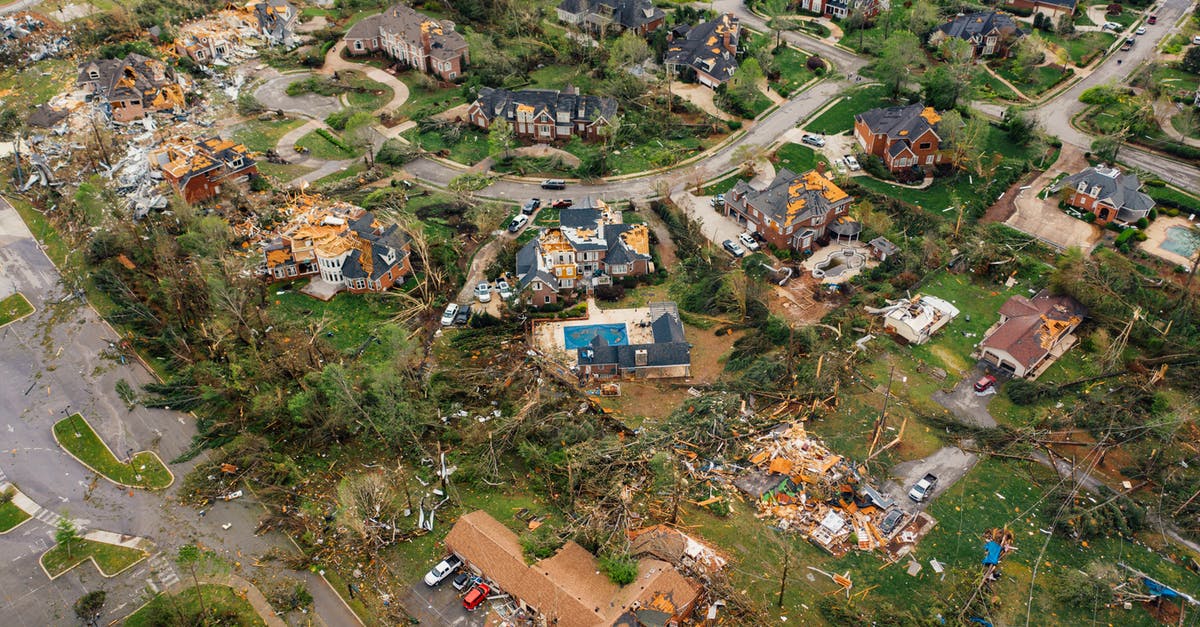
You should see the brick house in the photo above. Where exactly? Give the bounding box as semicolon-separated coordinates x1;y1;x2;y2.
76;54;186;123
262;197;411;298
1002;0;1077;20
515;199;652;307
343;3;469;82
555;0;665;36
794;0;881;19
724;168;854;254
928;11;1025;58
977;291;1086;379
1049;165;1156;225
467;86;618;142
664;13;740;89
149;136;258;204
854;104;944;173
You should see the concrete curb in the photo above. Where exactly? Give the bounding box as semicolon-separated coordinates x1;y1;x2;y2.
0;482;33;534
119;574;289;627
39;536;152;580
51;414;175;491
0;292;35;329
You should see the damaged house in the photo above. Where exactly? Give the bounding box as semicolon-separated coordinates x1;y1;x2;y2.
976;290;1086;379
468;86;618;142
76;54;186;123
854;104;944;173
149;136;258;204
343;3;469;82
868;295;960;345
724;167;854;254
664;13;740;89
515;199;652;307
248;0;297;47
555;0;666;36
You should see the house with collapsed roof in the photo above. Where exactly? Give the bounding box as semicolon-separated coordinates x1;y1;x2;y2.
793;0;882;19
664;13;740;89
261;196;411;298
976;291;1086;379
343;3;469;82
869;295;960;345
468;86;618;142
929;11;1024;58
445;510;700;626
854;104;944;173
148;137;257;204
556;0;665;36
76;54;186;123
516;199;652;307
1048;165;1156;226
724;167;855;254
248;0;297;47
577;302;691;379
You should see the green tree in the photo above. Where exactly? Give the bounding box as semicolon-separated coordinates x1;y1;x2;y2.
55;516;78;559
921;66;965;110
599;553;639;585
1182;46;1200;74
73;591;106;626
878;32;922;98
907;0;940;37
939;110;988;174
731;57;765;103
1012;35;1045;84
939;38;979;99
1002;106;1039;146
488;117;515;161
343;110;378;167
176;544;208;622
608;30;651;72
1091;130;1127;162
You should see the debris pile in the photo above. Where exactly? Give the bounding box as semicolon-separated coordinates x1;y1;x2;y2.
865;294;960;345
0;12;69;64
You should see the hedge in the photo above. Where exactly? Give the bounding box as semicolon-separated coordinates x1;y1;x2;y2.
316;128;352;153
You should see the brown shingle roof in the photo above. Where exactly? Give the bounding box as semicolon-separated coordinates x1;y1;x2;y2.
981;292;1086;368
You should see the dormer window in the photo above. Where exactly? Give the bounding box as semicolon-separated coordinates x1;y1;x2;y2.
1090;185;1101;196
1077;181;1088;193
88;69;99;80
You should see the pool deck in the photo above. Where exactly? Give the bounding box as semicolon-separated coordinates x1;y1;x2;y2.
533;300;662;367
1140;216;1199;267
800;241;875;284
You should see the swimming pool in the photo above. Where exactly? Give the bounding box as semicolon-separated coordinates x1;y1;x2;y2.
1162;225;1199;258
563;323;629;350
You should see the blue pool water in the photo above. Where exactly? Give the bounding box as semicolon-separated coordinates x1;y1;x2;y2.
563;323;629;350
1162;225;1199;258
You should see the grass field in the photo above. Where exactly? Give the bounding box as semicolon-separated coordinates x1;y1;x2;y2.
770;45;817;95
804;84;890;135
0;59;74;111
267;281;395;355
313;163;367;186
124;584;265;626
52;415;173;490
295;129;361;160
402;125;490;165
1044;31;1117;66
0;493;31;534
392;76;462;119
343;71;394;112
41;538;147;578
774;142;827;173
992;62;1070;98
0;292;34;327
973;71;1023;102
231;118;306;154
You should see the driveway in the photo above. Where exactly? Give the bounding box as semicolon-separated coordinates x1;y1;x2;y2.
402;580;487;626
670;191;745;247
932;369;999;429
885;446;980;512
253;72;342;120
1004;145;1101;251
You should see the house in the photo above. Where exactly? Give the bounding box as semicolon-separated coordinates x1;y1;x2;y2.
248;0;297;47
977;291;1086;379
1049;165;1156;225
627;525;727;575
873;295;960;345
724;167;855;253
1002;0;1077;20
664;13;740;89
577;302;691;379
261;196;411;297
76;54;186;123
445;510;699;626
148;136;258;204
854;104;944;173
468;86;618;142
794;0;882;19
555;0;665;36
929;11;1024;57
515;198;652;306
173;6;266;66
343;3;469;82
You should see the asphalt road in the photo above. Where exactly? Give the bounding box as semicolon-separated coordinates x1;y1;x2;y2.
0;198;360;627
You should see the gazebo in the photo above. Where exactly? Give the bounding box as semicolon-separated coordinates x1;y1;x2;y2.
828;216;862;243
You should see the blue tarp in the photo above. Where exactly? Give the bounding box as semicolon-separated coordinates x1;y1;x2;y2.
982;541;1002;566
1145;577;1181;599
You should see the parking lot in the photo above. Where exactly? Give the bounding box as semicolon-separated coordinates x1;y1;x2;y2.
402;580;488;627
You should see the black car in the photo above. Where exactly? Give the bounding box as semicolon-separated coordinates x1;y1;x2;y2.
454;305;471;325
522;198;541;215
541;179;566;190
451;572;472;591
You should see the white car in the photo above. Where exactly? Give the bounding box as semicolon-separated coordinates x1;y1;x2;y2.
496;280;513;300
440;302;459;326
738;232;761;252
474;281;492;303
843;155;861;171
1102;21;1121;31
1194;35;1200;45
1135;25;1146;35
423;555;463;586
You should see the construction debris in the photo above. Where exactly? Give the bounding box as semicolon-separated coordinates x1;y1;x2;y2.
866;294;960;345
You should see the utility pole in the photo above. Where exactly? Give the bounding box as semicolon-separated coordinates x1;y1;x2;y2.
777;545;790;608
868;365;895;459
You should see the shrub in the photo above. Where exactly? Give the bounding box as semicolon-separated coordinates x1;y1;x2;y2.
594;284;626;302
316;128;352;152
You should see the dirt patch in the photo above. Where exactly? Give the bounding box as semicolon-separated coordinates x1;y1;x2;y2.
982;168;1040;224
771;277;834;326
929;345;967;373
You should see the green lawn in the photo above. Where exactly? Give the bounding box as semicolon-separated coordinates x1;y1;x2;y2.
525;64;600;93
1043;31;1117;66
295;129;361;160
267;280;396;354
41;538;148;578
804;84;890;135
0;292;34;326
774;142;827;173
392;76;462;119
905;271;1025;380
342;71;394;112
973;71;1023;102
313;163;368;187
52;415;173;490
0;59;74;110
402;125;491;165
231;118;306;154
992;61;1070;97
771;45;816;95
125;584;265;626
0;494;31;534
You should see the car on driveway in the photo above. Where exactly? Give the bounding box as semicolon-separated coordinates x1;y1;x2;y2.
738;232;760;252
451;572;472;591
474;282;492;303
974;374;997;392
496;280;513;300
843;155;861;171
454;304;471;325
508;215;529;233
908;474;938;502
522;198;541;214
424;555;462;586
801;134;826;147
1102;21;1121;31
440;303;459;327
463;583;491;611
540;179;566;190
722;239;746;258
709;193;725;208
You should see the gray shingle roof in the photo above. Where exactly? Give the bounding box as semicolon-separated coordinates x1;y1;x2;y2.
473;87;617;127
728;168;851;230
577;310;690;369
854;104;940;142
1055;166;1156;222
558;0;665;30
76;54;177;104
664;14;740;84
936;11;1023;43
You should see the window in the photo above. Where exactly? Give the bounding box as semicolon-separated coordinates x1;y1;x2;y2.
918;142;931;150
354;41;363;50
544;295;551;304
286;266;297;277
925;154;934;165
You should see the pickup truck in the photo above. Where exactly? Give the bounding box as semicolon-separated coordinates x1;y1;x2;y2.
1120;37;1134;51
908;473;938;502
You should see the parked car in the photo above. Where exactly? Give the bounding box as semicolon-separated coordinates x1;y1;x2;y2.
496;280;513;300
1102;21;1121;31
1148;14;1157;23
1135;25;1146;35
738;232;760;252
423;555;463;586
540;179;566;190
462;583;491;611
508;214;529;232
709;193;725;208
801;134;826;147
451;572;472;591
1120;37;1135;50
474;282;492;303
440;302;459;326
522;198;541;214
974;374;998;392
843;155;861;171
551;198;574;208
722;239;746;258
908;474;938;502
454;304;471;325
1193;34;1200;45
